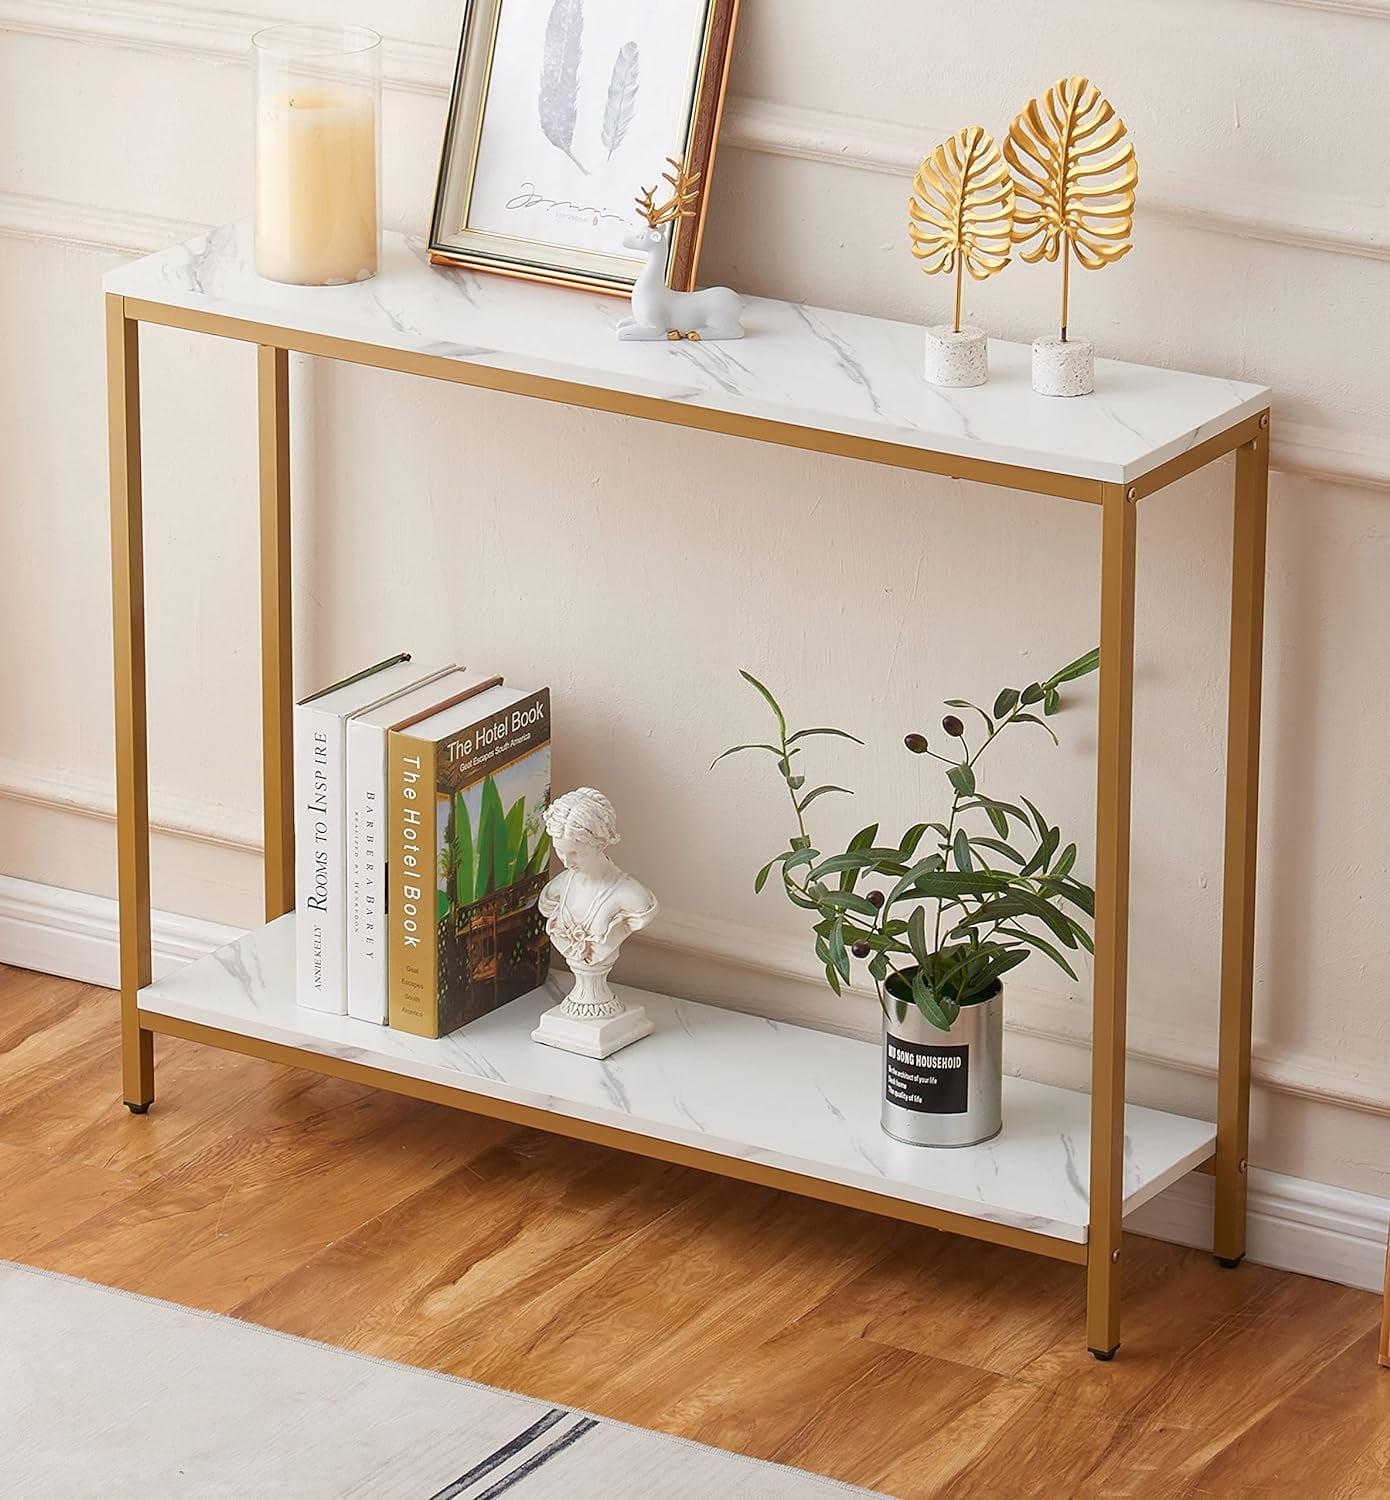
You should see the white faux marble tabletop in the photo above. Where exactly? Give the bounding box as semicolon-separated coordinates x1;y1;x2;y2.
106;221;1270;485
142;916;1216;1244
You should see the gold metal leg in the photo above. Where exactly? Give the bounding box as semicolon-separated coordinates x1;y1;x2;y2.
1379;1233;1389;1368
107;294;155;1111
1087;482;1137;1358
1214;417;1270;1265
257;345;294;920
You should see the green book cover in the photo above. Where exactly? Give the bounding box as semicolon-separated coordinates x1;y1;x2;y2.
388;686;552;1038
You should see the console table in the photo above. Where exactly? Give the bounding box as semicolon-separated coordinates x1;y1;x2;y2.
104;221;1270;1360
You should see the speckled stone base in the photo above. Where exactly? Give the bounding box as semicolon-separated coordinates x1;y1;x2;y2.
924;324;988;388
1032;337;1095;397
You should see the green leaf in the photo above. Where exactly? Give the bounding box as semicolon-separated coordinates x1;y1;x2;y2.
911;967;953;1031
787;775;806;792
952;828;972;872
868;951;890;983
787;726;865;746
901;870;1013;899
824;962;842;996
1043;686;1061;716
898;823;930;858
784;847;819;872
739;669;787;737
970;837;1026;865
998;925;1079;980
848;823;880;852
503;797;527;882
809;849;910;879
1012;713;1059;745
907;905;929;966
828;921;851;984
985;803;1008;837
960;796;1030;825
948;763;976;797
798;784;852;811
993;687;1019;718
1036;876;1095;918
1051;843;1077;878
527;828;552;877
1047;646;1100;686
886;857;942;908
476;777;505;898
451;794;475;906
1021;797;1050;840
819;890;880;918
1020;682;1045;706
710;742;786;769
944;700;994;735
1021;825;1060;878
954;893;1078;949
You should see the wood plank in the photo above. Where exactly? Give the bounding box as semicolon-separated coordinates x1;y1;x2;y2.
3;967;1388;1498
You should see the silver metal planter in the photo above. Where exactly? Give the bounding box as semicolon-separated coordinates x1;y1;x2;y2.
881;984;1003;1147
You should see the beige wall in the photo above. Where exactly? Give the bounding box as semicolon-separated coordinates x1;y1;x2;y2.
2;1;1387;1195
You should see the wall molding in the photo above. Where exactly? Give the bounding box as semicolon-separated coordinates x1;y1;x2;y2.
1259;0;1390;17
0;755;261;854
2;0;1390;267
1;871;1383;1293
0;182;1387;494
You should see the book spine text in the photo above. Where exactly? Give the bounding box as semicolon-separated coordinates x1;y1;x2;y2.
294;704;347;1014
387;731;440;1037
345;717;389;1023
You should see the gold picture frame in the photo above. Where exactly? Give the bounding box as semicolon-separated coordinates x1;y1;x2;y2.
429;0;739;295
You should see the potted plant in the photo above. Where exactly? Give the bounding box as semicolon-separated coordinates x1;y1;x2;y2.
714;648;1098;1147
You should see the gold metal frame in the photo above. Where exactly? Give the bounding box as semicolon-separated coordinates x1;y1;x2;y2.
106;289;1269;1357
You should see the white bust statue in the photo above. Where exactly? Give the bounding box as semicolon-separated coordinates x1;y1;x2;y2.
531;788;658;1058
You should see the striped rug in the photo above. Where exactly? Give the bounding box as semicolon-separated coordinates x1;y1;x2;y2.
0;1261;883;1498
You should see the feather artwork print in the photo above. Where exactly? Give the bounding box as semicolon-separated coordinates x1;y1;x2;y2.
539;0;587;174
601;41;640;159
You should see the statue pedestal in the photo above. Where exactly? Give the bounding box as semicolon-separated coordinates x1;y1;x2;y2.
531;997;653;1059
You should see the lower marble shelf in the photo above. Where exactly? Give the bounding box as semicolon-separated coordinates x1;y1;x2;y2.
139;915;1215;1246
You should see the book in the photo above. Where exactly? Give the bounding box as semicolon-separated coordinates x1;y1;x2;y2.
344;666;501;1023
294;653;424;1015
387;683;552;1038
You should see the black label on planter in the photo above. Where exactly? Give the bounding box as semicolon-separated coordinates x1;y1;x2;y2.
884;1037;969;1114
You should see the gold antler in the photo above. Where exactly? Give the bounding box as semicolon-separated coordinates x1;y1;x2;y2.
635;156;702;228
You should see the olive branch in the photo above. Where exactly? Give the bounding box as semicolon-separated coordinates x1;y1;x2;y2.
713;649;1099;1032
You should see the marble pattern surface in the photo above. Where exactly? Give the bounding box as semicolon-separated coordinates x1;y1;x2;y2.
105;222;1269;484
141;917;1217;1243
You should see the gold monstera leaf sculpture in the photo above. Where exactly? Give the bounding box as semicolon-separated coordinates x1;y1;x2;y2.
908;126;1015;335
1005;76;1137;342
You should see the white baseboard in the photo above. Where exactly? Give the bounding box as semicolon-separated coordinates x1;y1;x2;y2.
1;873;1384;1294
1126;1167;1388;1293
0;873;240;986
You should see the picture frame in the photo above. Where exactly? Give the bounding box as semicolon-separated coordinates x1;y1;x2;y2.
429;0;739;295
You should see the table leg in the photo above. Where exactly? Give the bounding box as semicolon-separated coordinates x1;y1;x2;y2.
1379;1233;1389;1368
1214;417;1270;1266
107;294;154;1112
257;345;294;920
1087;482;1137;1359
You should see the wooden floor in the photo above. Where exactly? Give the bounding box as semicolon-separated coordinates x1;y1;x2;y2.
2;965;1386;1498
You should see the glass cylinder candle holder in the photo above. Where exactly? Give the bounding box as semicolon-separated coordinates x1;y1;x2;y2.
253;24;381;286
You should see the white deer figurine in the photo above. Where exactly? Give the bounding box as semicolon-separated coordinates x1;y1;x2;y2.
617;158;744;342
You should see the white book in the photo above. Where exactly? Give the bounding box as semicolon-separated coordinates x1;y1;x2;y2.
344;666;499;1023
294;655;427;1015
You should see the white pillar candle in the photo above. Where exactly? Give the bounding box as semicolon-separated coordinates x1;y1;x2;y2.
256;85;378;286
